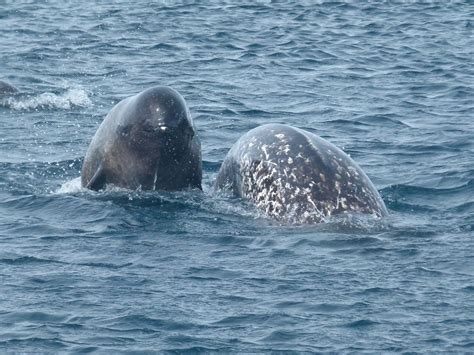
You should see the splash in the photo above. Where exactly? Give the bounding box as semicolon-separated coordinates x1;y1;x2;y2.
2;88;92;111
57;177;83;194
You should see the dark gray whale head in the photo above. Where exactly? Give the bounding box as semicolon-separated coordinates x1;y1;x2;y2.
118;86;196;161
81;86;202;191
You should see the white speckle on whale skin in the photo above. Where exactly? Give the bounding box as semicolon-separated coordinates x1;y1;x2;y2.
282;145;291;154
306;195;317;208
261;145;269;159
275;133;285;140
339;197;348;209
153;168;158;190
287;157;293;164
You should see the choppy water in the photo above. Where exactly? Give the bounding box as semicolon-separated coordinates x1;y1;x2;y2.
1;2;473;352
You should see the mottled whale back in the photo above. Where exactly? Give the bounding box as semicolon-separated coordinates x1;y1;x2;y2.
215;124;388;223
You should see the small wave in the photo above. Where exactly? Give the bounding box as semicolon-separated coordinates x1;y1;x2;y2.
149;43;181;51
356;114;412;128
0;337;67;350
2;311;68;324
344;319;379;328
291;235;383;251
278;301;365;314
382;181;474;213
212;313;270;326
260;330;298;343
75;261;133;270
185;266;243;281
461;285;474;293
383;181;474;198
102;314;196;332
2;87;92;111
355;287;394;295
0;255;64;265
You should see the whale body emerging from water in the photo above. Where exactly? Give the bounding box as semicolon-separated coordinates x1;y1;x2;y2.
81;86;202;191
214;124;388;224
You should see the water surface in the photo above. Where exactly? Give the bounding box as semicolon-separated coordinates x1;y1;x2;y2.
1;2;473;352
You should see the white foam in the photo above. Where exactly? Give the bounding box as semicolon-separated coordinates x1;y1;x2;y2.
56;177;83;194
5;87;92;111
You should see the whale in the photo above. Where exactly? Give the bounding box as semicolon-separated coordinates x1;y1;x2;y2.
81;86;202;191
214;124;387;223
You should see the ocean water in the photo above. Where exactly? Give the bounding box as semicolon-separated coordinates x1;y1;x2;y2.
1;1;473;352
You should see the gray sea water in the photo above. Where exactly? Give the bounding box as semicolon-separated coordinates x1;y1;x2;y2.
1;2;473;353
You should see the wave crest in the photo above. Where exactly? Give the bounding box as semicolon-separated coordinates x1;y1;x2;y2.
2;88;92;110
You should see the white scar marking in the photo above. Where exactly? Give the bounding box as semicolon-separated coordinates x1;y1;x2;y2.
153;168;158;190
